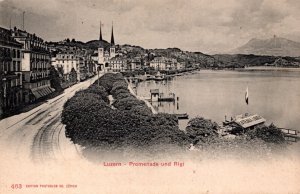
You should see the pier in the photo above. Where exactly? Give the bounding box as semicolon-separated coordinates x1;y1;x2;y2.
150;89;175;102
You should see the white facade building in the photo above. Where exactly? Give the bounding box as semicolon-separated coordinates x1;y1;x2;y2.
12;28;54;103
150;57;180;71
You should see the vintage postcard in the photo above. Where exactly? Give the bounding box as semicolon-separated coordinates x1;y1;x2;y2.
0;0;299;193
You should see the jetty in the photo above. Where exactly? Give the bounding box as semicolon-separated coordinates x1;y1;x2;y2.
150;89;175;102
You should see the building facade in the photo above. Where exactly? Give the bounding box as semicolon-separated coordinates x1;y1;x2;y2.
0;27;23;117
53;46;95;82
12;27;54;103
128;57;142;71
109;57;127;72
54;50;80;82
150;57;182;71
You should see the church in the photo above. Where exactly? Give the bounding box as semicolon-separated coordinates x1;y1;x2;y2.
97;22;116;71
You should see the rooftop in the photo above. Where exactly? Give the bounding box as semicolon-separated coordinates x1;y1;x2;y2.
0;27;23;48
234;114;266;129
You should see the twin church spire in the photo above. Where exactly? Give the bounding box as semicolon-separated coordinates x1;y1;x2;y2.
99;21;115;45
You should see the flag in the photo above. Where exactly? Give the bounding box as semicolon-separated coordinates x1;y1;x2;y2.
245;86;249;105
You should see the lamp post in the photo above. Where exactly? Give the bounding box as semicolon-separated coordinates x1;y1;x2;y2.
97;64;102;86
97;65;100;86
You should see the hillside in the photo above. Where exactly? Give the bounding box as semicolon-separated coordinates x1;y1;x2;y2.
231;37;300;57
213;54;300;68
48;39;300;68
85;39;110;50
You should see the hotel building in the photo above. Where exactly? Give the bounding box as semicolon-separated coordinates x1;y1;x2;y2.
0;27;23;117
12;27;54;103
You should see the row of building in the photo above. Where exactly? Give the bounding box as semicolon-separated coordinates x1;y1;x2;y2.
0;27;99;117
91;24;185;72
0;27;55;117
49;43;96;86
0;24;187;117
149;56;185;71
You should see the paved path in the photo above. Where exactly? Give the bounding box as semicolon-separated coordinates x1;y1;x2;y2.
0;75;99;164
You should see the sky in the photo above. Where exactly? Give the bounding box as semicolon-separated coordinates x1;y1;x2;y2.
1;0;300;54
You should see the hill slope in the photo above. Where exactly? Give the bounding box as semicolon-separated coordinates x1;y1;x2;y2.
231;37;300;57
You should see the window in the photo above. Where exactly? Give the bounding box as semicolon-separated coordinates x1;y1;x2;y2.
17;61;20;71
4;62;8;72
13;61;16;71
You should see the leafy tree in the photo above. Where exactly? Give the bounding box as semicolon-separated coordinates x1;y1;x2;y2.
49;65;62;91
246;123;286;144
186;117;218;137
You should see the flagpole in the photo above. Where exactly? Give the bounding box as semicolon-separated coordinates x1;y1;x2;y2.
245;83;249;115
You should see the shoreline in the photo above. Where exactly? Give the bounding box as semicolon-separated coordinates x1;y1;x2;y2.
126;80;157;114
206;66;300;71
61;73;296;162
242;66;300;71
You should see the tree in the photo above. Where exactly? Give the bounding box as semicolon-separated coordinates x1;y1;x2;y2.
49;65;62;92
246;123;286;144
62;72;190;152
186;117;218;142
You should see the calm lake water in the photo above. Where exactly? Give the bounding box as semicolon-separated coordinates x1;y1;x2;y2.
136;69;300;131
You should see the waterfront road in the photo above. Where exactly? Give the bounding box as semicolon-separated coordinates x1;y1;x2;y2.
0;75;99;164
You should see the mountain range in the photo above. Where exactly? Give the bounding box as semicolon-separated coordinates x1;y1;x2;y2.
230;36;300;57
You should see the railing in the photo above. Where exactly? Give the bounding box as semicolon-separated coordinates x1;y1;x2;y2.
279;128;299;142
279;128;298;135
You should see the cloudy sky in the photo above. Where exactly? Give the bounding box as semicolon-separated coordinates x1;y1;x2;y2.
1;0;300;54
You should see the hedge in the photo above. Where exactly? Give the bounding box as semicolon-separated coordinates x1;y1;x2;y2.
62;73;190;152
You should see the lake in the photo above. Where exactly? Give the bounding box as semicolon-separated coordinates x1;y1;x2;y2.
135;69;300;131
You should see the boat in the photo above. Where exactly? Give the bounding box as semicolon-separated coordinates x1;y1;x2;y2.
173;113;189;119
153;71;166;81
223;120;234;126
146;74;155;80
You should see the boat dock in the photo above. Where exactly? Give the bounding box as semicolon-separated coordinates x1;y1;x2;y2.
150;89;175;102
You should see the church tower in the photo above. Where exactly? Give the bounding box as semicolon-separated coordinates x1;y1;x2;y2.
110;22;116;58
98;21;104;66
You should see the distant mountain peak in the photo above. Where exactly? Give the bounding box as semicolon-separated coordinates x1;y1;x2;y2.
231;36;300;57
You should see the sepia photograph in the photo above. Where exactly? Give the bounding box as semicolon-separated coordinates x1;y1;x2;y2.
0;0;300;193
